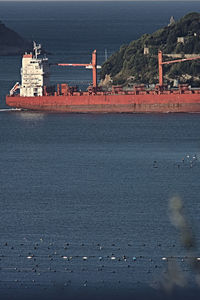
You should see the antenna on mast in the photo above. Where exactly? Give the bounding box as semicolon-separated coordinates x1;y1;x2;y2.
105;48;108;61
33;41;41;59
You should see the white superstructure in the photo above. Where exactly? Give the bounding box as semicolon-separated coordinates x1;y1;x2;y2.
19;42;50;97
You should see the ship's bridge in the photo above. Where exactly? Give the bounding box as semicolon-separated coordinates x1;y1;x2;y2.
20;42;50;97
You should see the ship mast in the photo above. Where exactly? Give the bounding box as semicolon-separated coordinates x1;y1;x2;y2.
33;41;41;59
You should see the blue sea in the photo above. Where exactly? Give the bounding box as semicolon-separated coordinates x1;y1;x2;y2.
1;2;200;299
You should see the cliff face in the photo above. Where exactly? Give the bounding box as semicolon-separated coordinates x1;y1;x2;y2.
0;21;32;55
100;13;200;87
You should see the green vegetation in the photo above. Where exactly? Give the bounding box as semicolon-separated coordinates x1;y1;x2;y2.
100;13;200;87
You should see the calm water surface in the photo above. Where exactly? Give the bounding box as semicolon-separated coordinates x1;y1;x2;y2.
0;1;200;299
1;112;200;299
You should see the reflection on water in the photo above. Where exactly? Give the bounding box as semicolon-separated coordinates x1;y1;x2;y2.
16;111;46;121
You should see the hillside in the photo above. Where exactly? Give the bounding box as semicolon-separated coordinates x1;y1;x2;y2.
0;21;32;55
100;13;200;87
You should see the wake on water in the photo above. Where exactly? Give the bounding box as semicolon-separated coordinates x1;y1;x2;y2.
0;108;22;112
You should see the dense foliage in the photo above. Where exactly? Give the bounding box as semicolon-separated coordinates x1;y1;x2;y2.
100;13;200;86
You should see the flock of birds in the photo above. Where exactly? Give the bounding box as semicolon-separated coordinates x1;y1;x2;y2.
152;154;199;169
0;153;199;290
0;239;199;289
176;154;199;168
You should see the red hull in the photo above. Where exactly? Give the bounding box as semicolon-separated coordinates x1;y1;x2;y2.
6;92;200;113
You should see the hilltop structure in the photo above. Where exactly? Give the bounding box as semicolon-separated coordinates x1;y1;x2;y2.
100;13;200;87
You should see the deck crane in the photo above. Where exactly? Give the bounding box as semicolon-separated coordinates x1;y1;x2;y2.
55;50;98;89
158;50;200;86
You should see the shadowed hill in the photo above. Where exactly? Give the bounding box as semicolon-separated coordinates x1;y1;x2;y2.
0;21;32;55
100;13;200;87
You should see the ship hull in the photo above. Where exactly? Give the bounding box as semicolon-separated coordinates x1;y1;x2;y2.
6;93;200;113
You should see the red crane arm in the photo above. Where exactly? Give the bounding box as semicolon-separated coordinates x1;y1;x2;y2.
162;56;200;65
54;50;97;89
158;50;200;86
57;63;91;67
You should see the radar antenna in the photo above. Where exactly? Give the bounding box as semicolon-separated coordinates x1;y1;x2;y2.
33;41;41;59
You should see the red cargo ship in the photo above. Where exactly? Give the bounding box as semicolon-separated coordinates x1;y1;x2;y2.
6;42;200;113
